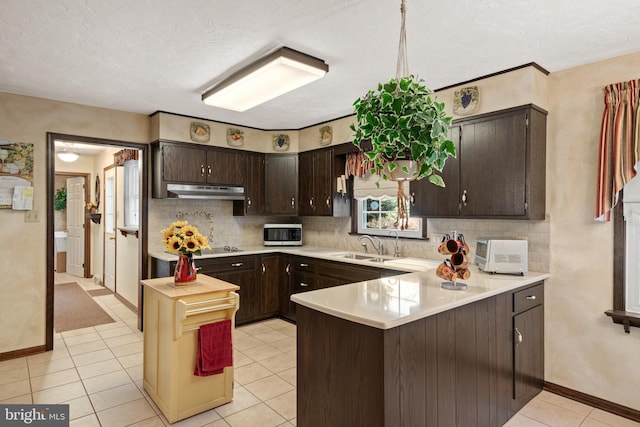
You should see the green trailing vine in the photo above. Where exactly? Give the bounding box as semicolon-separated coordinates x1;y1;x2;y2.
54;187;67;211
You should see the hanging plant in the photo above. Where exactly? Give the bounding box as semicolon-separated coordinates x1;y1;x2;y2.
349;0;456;229
350;74;456;186
350;0;455;186
54;187;67;211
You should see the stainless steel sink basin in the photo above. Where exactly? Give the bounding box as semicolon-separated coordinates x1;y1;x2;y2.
339;253;374;260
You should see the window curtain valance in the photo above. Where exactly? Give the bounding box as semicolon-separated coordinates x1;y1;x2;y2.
345;151;376;178
113;149;139;167
595;79;640;221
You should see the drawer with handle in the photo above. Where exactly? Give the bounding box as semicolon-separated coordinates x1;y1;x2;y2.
513;282;544;313
196;255;256;274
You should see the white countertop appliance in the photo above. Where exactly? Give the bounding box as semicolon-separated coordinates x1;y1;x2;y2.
474;237;528;275
263;223;302;246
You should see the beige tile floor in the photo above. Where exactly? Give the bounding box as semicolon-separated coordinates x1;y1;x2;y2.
0;273;638;427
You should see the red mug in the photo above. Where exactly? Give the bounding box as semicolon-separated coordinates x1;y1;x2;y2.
438;239;460;255
450;252;469;269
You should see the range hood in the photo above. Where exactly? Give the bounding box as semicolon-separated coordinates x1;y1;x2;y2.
166;184;245;200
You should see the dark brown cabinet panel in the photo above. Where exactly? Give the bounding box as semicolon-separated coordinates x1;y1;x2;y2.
196;256;259;325
317;260;379;287
460;110;527;217
260;255;280;316
299;148;334;216
410;126;461;217
152;140;246;198
410;104;546;219
206;147;244;186
298;151;315;216
160;142;206;184
512;284;544;414
265;154;298;215
233;151;265;215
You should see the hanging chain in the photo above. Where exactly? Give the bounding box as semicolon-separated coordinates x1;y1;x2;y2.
395;0;409;79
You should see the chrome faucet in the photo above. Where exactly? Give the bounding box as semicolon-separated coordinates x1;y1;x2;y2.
358;235;384;256
388;230;401;257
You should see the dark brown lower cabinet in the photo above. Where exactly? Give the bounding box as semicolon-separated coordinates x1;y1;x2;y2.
296;282;545;427
512;284;545;413
260;255;281;317
196;256;259;325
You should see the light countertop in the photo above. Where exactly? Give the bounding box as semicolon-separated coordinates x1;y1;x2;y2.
148;246;440;272
141;274;239;300
291;266;549;329
149;247;549;328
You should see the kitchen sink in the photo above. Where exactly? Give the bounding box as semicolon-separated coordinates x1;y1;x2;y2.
338;253;375;260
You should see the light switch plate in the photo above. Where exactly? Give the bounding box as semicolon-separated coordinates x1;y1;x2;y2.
24;210;40;222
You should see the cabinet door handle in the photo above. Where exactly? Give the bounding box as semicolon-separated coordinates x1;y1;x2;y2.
515;327;523;344
291;197;296;207
299;263;309;267
200;164;205;175
207;165;212;175
261;263;266;274
310;197;314;207
525;295;537;300
410;192;415;206
247;197;252;207
326;196;331;207
462;190;468;206
231;262;243;267
285;263;291;274
300;282;310;287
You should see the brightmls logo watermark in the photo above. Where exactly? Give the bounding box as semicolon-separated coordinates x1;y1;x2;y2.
1;405;68;426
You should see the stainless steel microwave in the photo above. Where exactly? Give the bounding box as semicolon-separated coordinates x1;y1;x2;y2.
263;224;302;246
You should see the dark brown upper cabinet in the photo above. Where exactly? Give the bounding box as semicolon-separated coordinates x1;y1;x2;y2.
233;151;265;216
410;104;547;219
299;148;333;216
265;154;299;215
151;140;245;198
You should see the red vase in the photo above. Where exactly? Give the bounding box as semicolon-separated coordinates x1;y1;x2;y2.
174;252;197;285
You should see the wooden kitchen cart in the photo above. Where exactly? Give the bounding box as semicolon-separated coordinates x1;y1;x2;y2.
141;275;240;423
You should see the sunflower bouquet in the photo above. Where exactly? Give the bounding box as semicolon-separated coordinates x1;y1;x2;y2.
161;221;210;256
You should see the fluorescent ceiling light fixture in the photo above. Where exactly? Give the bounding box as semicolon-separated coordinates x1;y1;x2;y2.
57;143;79;162
202;47;329;112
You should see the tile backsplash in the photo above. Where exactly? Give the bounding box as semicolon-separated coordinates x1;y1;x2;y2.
148;199;550;272
301;215;550;273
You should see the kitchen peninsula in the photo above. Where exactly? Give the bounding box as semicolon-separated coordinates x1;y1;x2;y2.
292;268;549;427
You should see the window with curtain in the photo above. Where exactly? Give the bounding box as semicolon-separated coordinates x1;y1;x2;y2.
352;171;423;238
597;79;640;330
356;195;422;238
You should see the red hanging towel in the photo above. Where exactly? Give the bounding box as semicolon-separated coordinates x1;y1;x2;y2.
194;319;233;376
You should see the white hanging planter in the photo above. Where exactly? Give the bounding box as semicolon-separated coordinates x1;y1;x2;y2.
386;159;420;182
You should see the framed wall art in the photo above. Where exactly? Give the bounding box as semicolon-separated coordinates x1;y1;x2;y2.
453;86;479;115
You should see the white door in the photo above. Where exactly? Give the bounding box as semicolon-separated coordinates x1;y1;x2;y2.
104;168;116;291
66;177;85;277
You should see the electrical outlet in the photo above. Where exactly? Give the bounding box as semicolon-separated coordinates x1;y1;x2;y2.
24;210;40;223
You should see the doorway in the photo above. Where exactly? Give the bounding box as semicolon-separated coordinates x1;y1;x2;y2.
46;133;148;351
53;172;91;278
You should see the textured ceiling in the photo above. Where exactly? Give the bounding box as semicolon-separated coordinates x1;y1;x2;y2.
1;0;640;130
